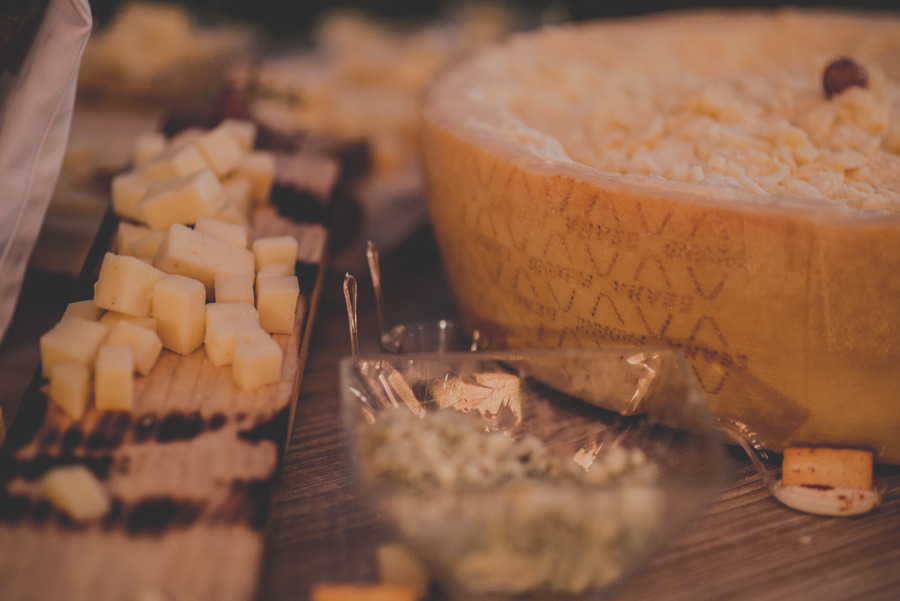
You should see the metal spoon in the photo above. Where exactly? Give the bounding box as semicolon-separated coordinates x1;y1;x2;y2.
343;272;358;358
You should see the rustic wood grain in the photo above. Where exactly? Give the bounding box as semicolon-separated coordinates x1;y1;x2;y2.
259;230;900;601
0;189;327;601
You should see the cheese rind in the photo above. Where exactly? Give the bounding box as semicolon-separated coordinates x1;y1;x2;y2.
41;465;110;523
136;168;226;230
154;223;255;300
152;274;207;355
94;344;134;411
48;361;91;420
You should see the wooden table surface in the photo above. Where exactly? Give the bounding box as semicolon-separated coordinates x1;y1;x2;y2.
3;225;899;601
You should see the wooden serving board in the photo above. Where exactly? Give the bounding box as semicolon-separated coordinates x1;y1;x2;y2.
0;152;338;601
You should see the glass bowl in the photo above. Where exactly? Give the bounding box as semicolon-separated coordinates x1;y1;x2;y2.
340;347;731;600
378;319;491;354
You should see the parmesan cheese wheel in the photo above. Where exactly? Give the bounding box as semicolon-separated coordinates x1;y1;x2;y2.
421;9;900;462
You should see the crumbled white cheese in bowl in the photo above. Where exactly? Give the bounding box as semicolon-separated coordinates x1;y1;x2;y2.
342;351;729;599
444;8;900;212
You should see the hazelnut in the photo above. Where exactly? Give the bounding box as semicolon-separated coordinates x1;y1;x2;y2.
823;57;869;98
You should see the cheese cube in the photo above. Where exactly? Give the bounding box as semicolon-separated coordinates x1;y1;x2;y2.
140;143;208;183
94;344;134;411
257;275;300;335
782;447;874;491
235;150;276;204
39;316;110;378
376;543;430;600
213;201;251;229
232;328;282;391
129;230;167;258
93;252;166;317
63;300;104;322
205;302;260;366
154;223;255;299
48;361;90;420
42;465;110;523
99;311;158;331
221;175;253;212
169;127;205;152
252;235;298;271
215;273;255;304
111;170;151;222
116;221;153;256
152;274;206;355
220;118;258;151
133;131;168;167
104;320;163;376
194;123;244;177
194;216;248;248
255;262;294;298
137;168;226;230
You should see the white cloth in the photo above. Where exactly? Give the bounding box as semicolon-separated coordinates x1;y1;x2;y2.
0;0;92;342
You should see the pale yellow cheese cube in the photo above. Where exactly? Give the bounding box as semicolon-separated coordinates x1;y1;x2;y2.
205;302;260;367
116;221;153;256
220;175;254;214
252;235;298;271
255;262;294;298
235;150;276;204
39;316;110;378
154;223;255;299
133;131;168;167
152;274;206;355
48;361;90;420
93;252;166;317
232;328;282;391
42;465;110;523
63;300;104;322
129;230;167;258
94;344;134;411
104;320;163;376
169;127;205;152
111;170;151;222
257;275;300;335
215;273;255;304
99;311;158;331
220;118;258;151
137;168;226;230
194;123;244;177
140;142;208;183
195;216;248;248
213;201;251;229
376;543;431;600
